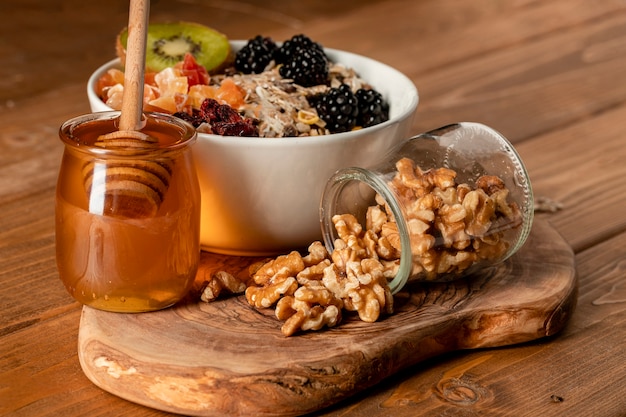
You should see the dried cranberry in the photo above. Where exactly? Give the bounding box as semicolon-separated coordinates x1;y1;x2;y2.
196;98;259;136
213;117;258;136
200;98;221;122
216;104;243;124
173;110;204;127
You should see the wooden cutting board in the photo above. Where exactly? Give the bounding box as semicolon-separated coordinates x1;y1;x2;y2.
78;218;577;417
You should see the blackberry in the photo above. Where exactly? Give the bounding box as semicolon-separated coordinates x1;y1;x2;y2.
355;88;390;127
312;84;359;133
273;34;325;65
279;47;329;87
235;35;278;74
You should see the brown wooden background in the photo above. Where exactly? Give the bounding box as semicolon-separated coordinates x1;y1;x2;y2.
1;0;625;416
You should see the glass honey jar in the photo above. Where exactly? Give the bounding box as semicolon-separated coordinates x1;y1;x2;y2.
55;111;201;312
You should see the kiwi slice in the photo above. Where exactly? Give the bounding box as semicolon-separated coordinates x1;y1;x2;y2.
116;21;232;72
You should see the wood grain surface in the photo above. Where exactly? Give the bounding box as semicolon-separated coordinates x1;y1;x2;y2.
77;220;576;416
2;0;626;416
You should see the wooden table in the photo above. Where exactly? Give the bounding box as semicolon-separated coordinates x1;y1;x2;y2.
1;0;625;416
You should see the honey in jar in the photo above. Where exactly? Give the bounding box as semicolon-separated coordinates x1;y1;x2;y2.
55;111;200;312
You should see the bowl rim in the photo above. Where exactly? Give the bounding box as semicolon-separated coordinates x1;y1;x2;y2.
87;41;419;146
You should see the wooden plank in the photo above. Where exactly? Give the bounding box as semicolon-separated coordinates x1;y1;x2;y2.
0;0;383;105
0;309;167;417
306;0;619;67
518;104;626;252
410;11;626;140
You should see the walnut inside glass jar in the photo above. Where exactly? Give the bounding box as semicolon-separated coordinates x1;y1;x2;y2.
338;157;524;283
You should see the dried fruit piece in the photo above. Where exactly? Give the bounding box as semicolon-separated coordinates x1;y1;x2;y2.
206;98;258;136
180;53;210;87
214;78;245;109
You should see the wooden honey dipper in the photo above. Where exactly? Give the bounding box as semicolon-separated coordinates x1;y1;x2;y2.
84;0;171;218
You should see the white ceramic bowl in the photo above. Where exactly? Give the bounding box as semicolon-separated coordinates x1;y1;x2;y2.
87;41;418;255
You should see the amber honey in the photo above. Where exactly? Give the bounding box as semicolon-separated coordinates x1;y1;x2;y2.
55;112;200;312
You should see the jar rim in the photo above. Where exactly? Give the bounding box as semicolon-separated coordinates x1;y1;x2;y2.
320;167;412;294
59;111;197;157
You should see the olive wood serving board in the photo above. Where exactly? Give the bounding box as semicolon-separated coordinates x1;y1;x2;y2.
78;218;577;417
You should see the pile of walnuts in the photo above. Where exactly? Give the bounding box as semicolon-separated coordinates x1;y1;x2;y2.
202;239;393;336
200;157;522;336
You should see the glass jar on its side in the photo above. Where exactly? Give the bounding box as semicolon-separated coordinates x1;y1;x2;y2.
320;122;534;294
55;111;201;312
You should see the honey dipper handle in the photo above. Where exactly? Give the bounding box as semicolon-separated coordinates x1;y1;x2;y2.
118;0;150;132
